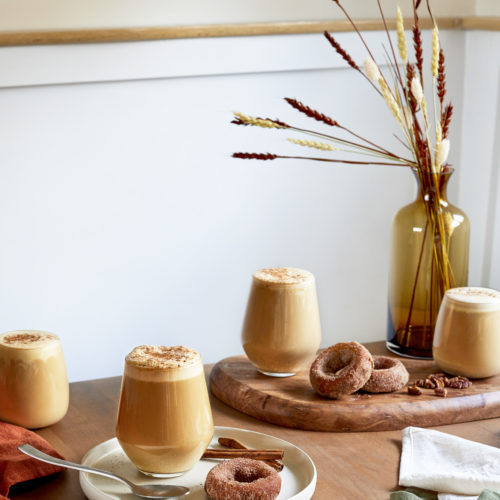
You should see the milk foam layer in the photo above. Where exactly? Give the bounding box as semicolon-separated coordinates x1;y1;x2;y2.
253;267;314;286
0;331;58;349
125;345;202;381
446;287;500;309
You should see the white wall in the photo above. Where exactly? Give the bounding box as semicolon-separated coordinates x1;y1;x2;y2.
0;0;478;31
475;0;500;15
0;28;498;382
458;30;500;288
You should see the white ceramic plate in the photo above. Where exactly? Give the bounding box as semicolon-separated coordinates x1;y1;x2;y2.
79;426;316;500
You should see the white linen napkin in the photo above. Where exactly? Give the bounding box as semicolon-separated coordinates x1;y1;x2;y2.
399;426;500;495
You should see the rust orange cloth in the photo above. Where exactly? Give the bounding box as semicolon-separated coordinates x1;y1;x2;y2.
0;421;64;500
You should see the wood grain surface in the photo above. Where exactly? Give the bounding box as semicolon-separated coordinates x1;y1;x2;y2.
1;16;499;47
7;354;500;499
210;341;500;432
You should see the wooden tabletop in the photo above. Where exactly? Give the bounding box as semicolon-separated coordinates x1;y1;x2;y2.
9;345;500;500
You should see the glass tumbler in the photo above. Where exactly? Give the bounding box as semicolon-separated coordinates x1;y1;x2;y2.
433;287;500;378
0;330;69;428
242;267;322;377
116;345;214;477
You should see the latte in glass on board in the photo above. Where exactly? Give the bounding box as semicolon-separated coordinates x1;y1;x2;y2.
432;287;500;378
0;330;69;428
241;267;322;377
115;345;214;477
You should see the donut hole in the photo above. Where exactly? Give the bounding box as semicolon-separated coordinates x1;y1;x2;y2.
325;350;353;374
373;357;394;370
361;355;409;393
309;342;374;399
205;458;282;500
234;469;265;483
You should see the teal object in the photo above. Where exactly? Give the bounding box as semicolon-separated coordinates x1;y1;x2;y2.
479;490;500;500
390;488;437;500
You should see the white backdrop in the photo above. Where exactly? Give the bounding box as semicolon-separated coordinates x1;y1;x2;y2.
0;29;497;381
0;0;483;31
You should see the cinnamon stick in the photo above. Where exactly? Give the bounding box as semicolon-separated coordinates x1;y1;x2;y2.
202;448;283;460
218;437;284;471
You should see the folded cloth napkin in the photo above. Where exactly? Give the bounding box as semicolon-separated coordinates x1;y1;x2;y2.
400;427;500;496
0;421;64;500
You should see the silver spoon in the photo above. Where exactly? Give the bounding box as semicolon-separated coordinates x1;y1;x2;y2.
18;444;190;498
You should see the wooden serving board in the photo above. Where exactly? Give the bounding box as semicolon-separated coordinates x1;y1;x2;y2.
209;341;500;432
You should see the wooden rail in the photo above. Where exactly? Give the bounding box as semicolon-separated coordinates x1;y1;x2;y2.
0;16;498;47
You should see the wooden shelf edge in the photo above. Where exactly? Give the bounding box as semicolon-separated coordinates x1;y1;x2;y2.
0;15;498;47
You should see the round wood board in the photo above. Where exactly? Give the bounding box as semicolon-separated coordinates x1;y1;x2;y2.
209;341;500;432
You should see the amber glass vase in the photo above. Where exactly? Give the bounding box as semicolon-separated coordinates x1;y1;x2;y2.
386;168;470;359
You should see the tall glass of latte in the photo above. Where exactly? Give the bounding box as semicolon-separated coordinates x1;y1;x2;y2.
0;330;69;428
242;267;322;377
433;287;500;378
116;345;214;477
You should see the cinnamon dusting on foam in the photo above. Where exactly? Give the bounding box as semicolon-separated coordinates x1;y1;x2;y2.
126;345;201;370
253;267;313;285
447;287;500;305
0;331;57;348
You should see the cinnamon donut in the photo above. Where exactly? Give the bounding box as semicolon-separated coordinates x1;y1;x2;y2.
204;458;281;500
362;355;409;393
309;341;374;398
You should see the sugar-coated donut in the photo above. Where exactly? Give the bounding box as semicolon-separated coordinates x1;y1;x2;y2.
362;355;409;393
309;341;374;399
204;458;281;500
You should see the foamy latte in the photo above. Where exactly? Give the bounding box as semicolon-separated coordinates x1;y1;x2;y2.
116;345;213;477
0;330;69;428
242;267;322;376
433;287;500;378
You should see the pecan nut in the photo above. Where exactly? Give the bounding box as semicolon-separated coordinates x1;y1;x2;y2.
447;376;472;389
434;387;448;397
408;385;422;396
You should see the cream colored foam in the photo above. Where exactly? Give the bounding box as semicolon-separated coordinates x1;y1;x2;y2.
126;345;200;368
125;345;203;381
253;267;314;286
0;331;61;362
447;287;500;304
0;330;59;349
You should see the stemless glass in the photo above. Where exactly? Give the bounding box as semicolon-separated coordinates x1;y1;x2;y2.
116;345;214;477
0;330;69;428
433;287;500;378
241;267;322;377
